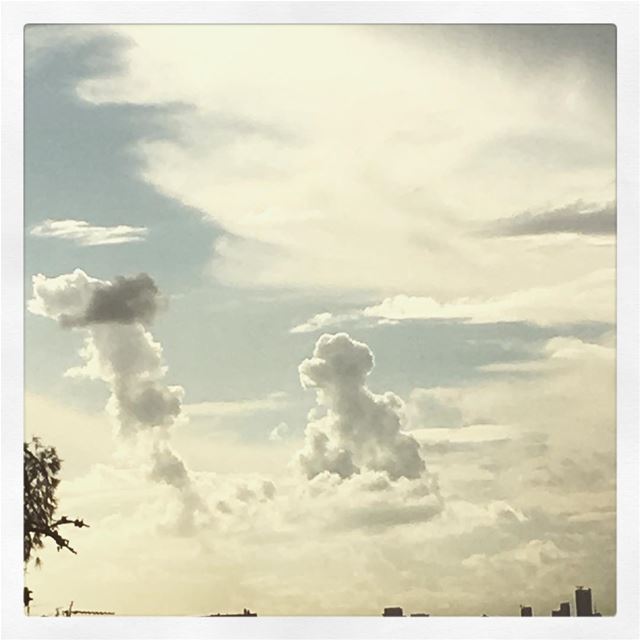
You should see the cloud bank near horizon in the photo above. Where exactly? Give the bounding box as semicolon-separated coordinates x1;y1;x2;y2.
24;327;615;615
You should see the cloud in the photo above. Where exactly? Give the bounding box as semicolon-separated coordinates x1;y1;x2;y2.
30;219;148;246
23;26;618;613
291;312;345;335
404;387;465;429
29;269;163;327
487;201;616;237
407;333;616;501
184;392;288;418
462;538;571;571
291;268;614;331
80;273;162;325
361;269;614;325
23;329;615;615
68;25;613;311
268;422;290;442
292;469;442;531
413;423;517;447
28;269;206;534
296;333;426;481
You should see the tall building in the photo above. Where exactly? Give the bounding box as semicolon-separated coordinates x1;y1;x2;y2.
551;602;570;616
575;587;593;617
520;605;533;617
383;607;403;617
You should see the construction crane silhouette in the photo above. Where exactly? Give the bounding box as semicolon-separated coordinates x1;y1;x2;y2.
56;601;115;616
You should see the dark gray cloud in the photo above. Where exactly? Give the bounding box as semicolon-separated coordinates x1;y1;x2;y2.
61;273;162;327
380;25;615;91
116;381;182;429
464;25;615;78
339;500;442;531
487;201;616;237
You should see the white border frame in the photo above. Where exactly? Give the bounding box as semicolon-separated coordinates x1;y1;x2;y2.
2;2;638;639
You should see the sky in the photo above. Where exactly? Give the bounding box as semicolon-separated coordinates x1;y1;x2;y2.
23;24;616;617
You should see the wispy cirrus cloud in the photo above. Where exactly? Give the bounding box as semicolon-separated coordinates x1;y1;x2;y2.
30;219;148;246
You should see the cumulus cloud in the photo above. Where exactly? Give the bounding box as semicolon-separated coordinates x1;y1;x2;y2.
487;200;616;237
23;24;618;613
31;219;148;246
292;469;442;531
29;269;162;327
28;269;206;534
81;273;162;325
296;333;426;481
23;326;615;615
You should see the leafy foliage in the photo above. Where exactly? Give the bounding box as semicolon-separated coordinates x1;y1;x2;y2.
23;437;88;565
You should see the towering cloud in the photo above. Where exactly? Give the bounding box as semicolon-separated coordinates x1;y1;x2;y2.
30;269;162;327
297;333;426;480
29;269;206;533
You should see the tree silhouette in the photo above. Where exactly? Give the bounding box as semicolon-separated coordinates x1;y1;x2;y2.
23;437;88;566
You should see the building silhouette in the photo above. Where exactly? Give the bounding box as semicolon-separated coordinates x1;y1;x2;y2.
207;608;257;617
382;606;431;616
517;584;604;617
575;587;593;617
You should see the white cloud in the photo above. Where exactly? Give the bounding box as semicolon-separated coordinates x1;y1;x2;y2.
290;469;442;532
268;422;290;442
23;330;616;616
291;268;615;332
412;423;517;446
361;268;614;326
290;312;351;334
69;25;613;324
184;392;288;418
408;332;616;507
23;26;617;615
296;333;427;481
28;269;206;534
31;219;148;246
